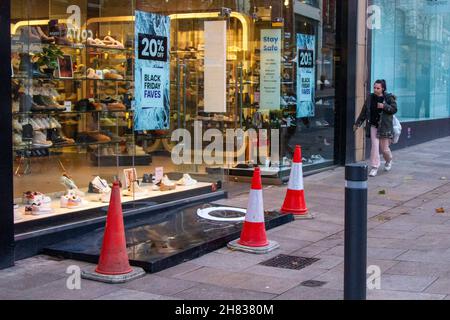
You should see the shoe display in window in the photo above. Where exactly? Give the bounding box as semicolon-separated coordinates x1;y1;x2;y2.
13;133;24;146
123;181;148;197
160;175;176;191
142;173;153;184
22;191;51;205
25;202;54;215
60;190;84;209
176;174;198;186
32;131;53;148
50;129;75;145
88;176;111;202
23;191;53;215
20;94;43;112
103;36;125;49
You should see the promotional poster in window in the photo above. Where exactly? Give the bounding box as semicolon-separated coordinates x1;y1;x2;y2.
134;10;170;131
297;33;316;118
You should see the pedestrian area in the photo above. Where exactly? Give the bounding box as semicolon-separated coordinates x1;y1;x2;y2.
2;137;450;300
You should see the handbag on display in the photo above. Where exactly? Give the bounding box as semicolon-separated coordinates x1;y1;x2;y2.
392;115;402;144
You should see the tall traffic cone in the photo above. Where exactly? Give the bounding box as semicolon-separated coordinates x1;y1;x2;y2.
281;145;313;219
228;167;279;254
82;182;145;283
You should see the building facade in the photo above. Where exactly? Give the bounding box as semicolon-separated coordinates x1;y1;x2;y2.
1;0;367;269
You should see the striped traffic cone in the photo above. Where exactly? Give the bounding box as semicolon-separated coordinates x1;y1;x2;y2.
281;145;313;219
228;167;279;254
81;182;145;283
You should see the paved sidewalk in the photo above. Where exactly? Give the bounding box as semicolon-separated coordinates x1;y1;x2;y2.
2;137;450;300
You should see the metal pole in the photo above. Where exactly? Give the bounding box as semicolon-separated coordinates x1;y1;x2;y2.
344;163;368;300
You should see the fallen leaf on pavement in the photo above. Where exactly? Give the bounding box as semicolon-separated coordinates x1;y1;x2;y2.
436;207;445;214
378;190;386;195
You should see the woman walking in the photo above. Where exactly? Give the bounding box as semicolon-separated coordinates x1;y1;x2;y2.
354;80;398;177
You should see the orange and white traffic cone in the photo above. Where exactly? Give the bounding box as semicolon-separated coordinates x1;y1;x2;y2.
82;181;145;283
281;145;313;219
228;167;279;254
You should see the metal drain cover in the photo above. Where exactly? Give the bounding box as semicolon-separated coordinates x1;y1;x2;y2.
259;254;320;270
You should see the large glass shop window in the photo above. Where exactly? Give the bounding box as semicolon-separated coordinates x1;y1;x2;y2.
372;0;450;121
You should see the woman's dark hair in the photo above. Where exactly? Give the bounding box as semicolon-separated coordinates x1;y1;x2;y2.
374;79;387;93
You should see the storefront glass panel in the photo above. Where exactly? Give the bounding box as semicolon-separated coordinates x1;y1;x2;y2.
10;0;338;228
371;0;450;122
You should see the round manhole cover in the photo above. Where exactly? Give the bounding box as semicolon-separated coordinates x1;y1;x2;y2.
197;207;246;222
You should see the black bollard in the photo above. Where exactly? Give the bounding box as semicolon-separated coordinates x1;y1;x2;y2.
344;163;368;300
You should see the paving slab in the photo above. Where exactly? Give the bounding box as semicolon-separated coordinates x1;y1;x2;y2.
174;283;276;300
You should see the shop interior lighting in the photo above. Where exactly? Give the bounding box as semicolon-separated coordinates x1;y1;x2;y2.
12;12;249;51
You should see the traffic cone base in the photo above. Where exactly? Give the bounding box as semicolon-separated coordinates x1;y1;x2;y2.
228;239;280;254
238;221;269;247
280;189;309;215
82;266;145;284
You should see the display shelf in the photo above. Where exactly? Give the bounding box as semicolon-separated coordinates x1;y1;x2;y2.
13;109;133;116
13;139;124;152
12;76;132;82
14;182;214;224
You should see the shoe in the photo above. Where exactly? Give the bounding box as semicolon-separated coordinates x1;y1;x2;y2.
87;68;101;79
32;131;53;147
103;36;125;49
29;118;41;131
60;190;83;208
33;118;47;130
40;96;65;110
89;176;111;202
25;202;53;215
176;174;197;186
160;175;176;191
23;191;52;205
384;161;393;172
123;181;148;197
49;117;62;129
13;133;24;146
104;71;124;80
23;191;53;215
369;168;378;177
107;102;126;111
142;174;153;184
87;132;112;143
20;94;41;112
